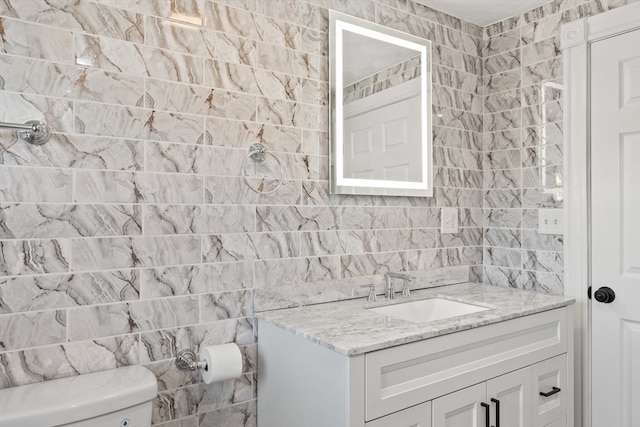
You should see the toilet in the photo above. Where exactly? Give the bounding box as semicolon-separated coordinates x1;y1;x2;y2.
0;365;157;427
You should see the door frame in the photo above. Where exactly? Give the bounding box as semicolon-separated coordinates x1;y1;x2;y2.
561;3;640;427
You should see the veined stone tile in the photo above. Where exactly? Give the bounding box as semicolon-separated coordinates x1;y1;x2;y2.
483;265;521;289
483;49;521;75
484;69;521;95
523;165;563;188
522;100;563;127
462;21;483;39
142;45;205;84
74;171;202;204
484;227;522;249
0;17;73;63
484;188;522;209
484;169;522;189
377;228;438;251
144;142;246;176
205;176;301;206
67;296;199;341
522;58;563;87
0;92;73;134
198;400;256;427
521;270;563;295
522;81;563;108
484;28;520;57
522;229;563;251
71;235;201;271
522;35;561;66
145;15;213;57
256;205;338;231
522;144;563;168
74;33;145;75
439;227;483;248
433;106;482;131
0;56;144;107
340;252;405;278
256;98;319;129
484;129;522;151
484;247;522;269
375;4;436;41
484;16;520;38
408;1;462;30
0;1;143;43
203;232;299;263
256;41;317;79
0;203;141;238
434;65;482;95
0;334;139;388
523;122;563;147
200;289;253;322
484;149;521;170
0;239;70;276
433;85;482;113
204;60;261;95
0;270;139;314
0;310;66;351
142;205;255;235
144;359;199;392
299;230;359;256
434;146;482;169
484;89;522;114
484;208;522;229
340;206;408;230
522;209;539;230
433;127;483;151
139;262;254;299
299;77;325;105
145;79;217;116
253;256;340;288
0;134;145;171
0;166;71;203
205;117;301;152
521;8;582;45
524;249;564;274
300;26;323;56
434;168;483;189
254;13;300;49
75;102;205;143
433;188;483;209
522;188;563;209
94;0;206;20
301;129;326;156
140;319;254;362
205;2;259;39
432;45;482;76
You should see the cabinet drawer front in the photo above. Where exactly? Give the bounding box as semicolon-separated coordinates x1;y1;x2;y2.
532;354;567;427
365;308;566;420
365;402;432;427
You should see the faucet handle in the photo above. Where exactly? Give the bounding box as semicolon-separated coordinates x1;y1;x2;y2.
360;284;377;302
401;281;411;297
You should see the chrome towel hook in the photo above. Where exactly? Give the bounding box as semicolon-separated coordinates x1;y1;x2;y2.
0;120;51;145
241;143;284;195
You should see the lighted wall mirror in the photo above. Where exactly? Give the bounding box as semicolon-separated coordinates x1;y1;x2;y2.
329;10;433;197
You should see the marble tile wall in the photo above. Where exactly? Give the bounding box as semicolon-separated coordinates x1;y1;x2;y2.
481;0;638;295
0;0;484;425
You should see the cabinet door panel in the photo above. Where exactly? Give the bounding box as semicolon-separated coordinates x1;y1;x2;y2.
432;383;486;427
487;367;532;427
531;354;567;427
365;402;431;427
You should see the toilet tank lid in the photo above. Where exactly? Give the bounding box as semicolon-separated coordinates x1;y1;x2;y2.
0;365;157;427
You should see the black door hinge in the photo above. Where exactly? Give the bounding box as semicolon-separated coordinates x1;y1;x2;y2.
588;286;592;299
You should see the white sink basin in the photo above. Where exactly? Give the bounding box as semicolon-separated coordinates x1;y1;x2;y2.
368;297;489;323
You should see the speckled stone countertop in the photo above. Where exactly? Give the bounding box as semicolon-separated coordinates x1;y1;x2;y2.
255;283;575;356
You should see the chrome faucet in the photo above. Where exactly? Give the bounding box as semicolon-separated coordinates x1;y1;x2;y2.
385;272;416;299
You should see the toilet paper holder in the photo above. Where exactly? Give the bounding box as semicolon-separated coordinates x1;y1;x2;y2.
175;349;206;371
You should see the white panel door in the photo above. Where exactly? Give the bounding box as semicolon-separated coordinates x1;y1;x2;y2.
343;95;421;181
432;383;487;427
590;29;640;427
487;367;532;427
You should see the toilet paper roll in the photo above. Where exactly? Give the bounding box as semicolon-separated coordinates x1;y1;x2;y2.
199;343;243;384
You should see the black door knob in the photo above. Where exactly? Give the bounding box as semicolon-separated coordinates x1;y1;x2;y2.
594;286;615;303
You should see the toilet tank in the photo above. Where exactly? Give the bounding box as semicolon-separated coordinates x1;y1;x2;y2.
0;365;157;427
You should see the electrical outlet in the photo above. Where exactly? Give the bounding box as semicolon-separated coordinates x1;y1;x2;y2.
538;209;564;234
441;208;459;234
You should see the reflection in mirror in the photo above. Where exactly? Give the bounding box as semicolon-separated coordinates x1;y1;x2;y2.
330;11;433;197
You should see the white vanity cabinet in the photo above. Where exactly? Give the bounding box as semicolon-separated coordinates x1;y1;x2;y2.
257;306;573;427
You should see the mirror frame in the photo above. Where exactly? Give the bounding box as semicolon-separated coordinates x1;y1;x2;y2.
329;10;433;197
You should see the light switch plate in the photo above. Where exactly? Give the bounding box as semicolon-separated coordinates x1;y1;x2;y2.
441;208;459;234
538;208;564;234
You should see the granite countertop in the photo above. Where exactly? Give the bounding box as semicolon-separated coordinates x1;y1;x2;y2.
255;283;575;356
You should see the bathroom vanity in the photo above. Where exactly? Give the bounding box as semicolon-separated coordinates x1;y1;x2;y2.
256;283;574;427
